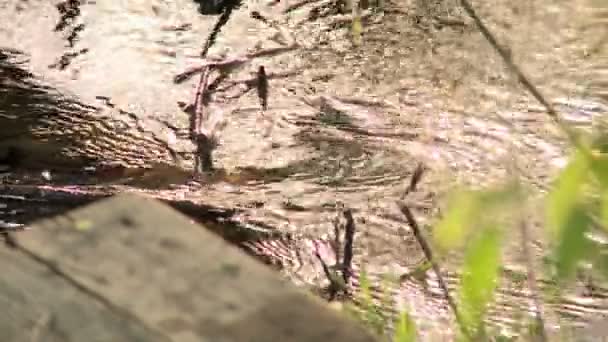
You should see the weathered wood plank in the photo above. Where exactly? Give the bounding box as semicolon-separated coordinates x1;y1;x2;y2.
3;194;377;342
0;246;168;342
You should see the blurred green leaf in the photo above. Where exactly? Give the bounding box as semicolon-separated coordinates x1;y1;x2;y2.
458;226;502;336
592;244;608;282
602;191;608;233
408;261;432;283
547;150;590;239
359;268;373;306
393;310;417;342
476;182;521;208
591;153;608;190
357;268;384;334
554;205;592;282
434;184;518;252
379;275;395;314
434;190;480;252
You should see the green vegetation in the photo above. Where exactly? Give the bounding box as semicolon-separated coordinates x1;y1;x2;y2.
344;132;608;341
338;0;608;340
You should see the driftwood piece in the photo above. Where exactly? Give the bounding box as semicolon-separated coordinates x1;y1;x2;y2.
1;194;377;342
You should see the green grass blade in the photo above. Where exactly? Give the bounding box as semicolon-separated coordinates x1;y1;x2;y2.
359;267;373;308
434;190;480;252
546;150;590;239
435;184;518;253
591;153;608;190
458;226;502;336
393;310;417;342
554;205;593;282
357;268;385;334
602;190;608;232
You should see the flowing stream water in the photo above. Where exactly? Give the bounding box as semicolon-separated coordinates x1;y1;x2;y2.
1;0;607;339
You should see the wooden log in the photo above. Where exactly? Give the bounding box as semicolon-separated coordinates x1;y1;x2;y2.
1;194;378;342
0;241;169;342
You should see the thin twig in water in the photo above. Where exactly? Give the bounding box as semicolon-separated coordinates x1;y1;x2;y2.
399;204;472;341
314;206;357;300
191;66;211;139
283;0;327;14
313;239;345;300
402;162;426;199
174;56;248;84
520;220;548;342
257;66;269;110
175;11;297;85
250;10;270;24
332;209;342;271
174;46;298;84
342;209;356;285
457;0;585;151
187;65;227;173
201;0;241;58
215;70;298;100
175;4;300;173
250;10;298;47
219;70;298;90
191;66;213;173
399;169;470;339
330;9;373;26
333;95;397;108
